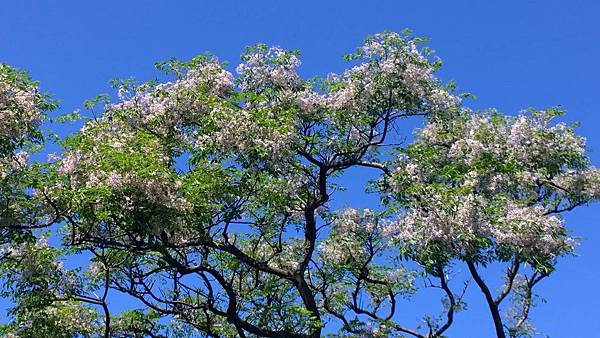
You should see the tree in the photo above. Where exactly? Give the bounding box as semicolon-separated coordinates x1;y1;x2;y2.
0;31;598;338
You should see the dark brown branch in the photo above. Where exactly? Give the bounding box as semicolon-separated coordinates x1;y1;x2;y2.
467;261;506;338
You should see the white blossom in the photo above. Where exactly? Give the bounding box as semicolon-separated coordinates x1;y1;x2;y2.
0;65;42;140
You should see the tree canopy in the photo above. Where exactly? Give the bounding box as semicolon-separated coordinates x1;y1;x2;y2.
0;31;598;338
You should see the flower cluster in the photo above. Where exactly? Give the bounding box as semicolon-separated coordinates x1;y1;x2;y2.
494;204;574;258
110;58;233;136
0;64;47;182
386;109;595;262
104;55;299;168
384;193;491;256
2;301;99;337
2;236;79;296
294;87;328;118
408;109;594;198
0;151;29;180
195;106;296;167
58;121;189;212
236;44;301;92
553;168;600;199
327;32;459;115
0;64;42;141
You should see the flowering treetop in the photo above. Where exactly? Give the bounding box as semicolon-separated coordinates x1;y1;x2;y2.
0;31;598;338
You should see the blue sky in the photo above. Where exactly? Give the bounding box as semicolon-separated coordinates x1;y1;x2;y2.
2;0;599;336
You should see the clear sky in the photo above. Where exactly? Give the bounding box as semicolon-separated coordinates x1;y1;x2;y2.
2;0;599;336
